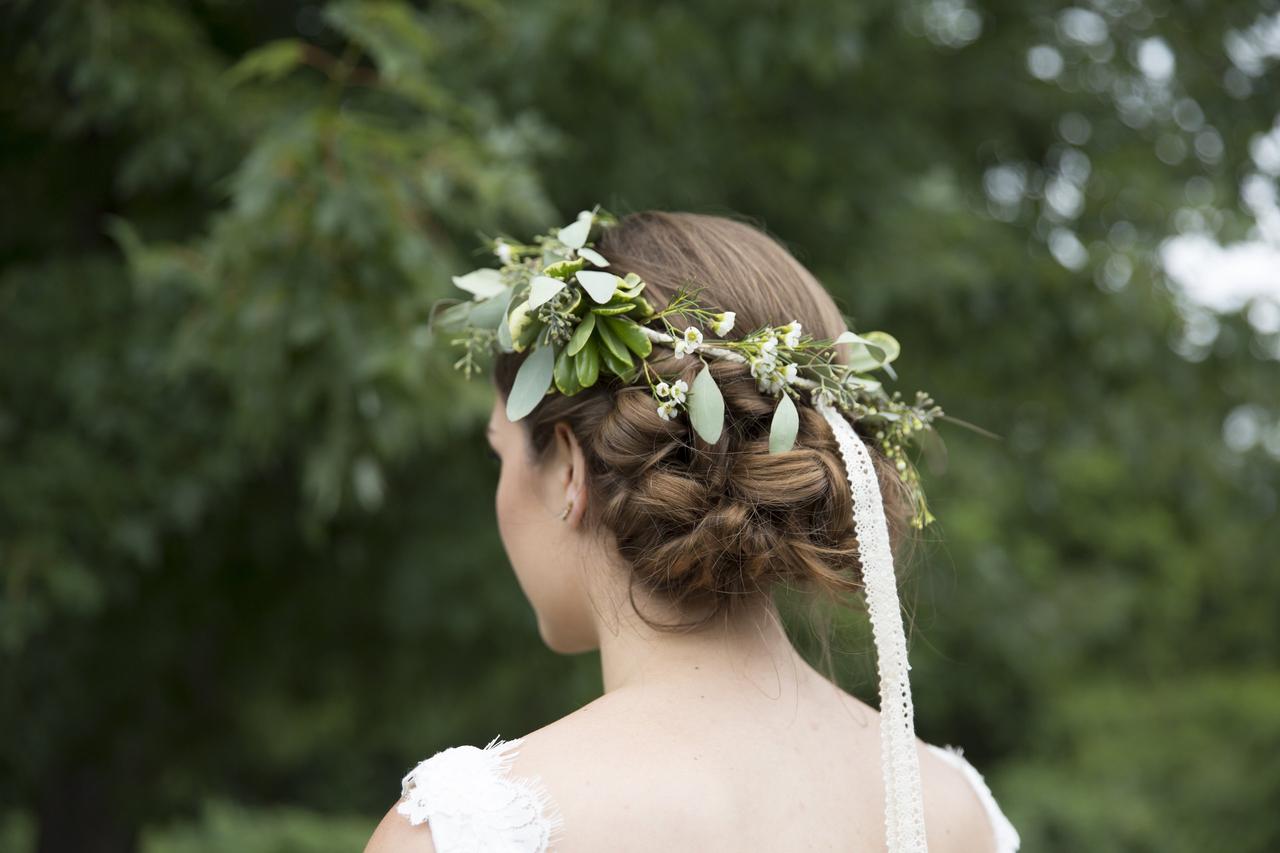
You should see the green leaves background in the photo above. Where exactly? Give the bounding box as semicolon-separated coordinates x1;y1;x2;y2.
2;0;1278;851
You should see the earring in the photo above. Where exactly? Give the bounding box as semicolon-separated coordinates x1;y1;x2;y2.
558;499;574;521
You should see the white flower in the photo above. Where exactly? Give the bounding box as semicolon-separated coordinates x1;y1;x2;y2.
669;378;689;404
749;355;775;380
710;311;736;336
812;387;837;408
673;326;704;358
760;335;779;358
656;400;679;421
757;373;783;395
493;239;513;265
777;321;803;348
781;363;798;385
654;381;671;399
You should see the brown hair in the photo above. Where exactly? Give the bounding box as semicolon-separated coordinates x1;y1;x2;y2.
493;209;919;633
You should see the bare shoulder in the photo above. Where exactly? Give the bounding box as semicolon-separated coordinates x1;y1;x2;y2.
918;740;1004;853
362;801;436;853
503;691;718;852
360;695;660;853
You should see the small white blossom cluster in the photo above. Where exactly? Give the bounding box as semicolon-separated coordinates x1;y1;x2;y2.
709;311;736;336
493;238;514;265
652;378;690;420
775;320;802;348
747;320;803;395
673;326;703;358
810;386;838;408
671;313;733;360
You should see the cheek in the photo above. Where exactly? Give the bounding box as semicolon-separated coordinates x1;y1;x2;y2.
494;455;542;574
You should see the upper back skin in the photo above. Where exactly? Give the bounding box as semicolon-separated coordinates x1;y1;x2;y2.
365;665;998;853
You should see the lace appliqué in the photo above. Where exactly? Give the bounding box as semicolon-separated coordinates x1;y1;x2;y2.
396;735;564;853
926;744;1021;853
817;402;929;853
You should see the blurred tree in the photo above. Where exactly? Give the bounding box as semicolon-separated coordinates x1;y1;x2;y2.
2;1;1277;851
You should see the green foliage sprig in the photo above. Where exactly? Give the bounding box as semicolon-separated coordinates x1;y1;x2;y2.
433;206;945;528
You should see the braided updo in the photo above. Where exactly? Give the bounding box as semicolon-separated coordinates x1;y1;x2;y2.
493;210;917;630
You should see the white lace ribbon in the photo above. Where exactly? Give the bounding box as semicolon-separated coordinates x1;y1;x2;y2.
817;401;929;853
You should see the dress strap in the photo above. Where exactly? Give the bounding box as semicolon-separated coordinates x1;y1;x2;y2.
397;735;564;853
924;744;1021;853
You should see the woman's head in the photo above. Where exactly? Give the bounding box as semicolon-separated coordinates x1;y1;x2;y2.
487;210;916;653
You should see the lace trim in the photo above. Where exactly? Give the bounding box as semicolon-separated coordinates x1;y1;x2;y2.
396;735;564;853
926;744;1021;853
817;402;929;853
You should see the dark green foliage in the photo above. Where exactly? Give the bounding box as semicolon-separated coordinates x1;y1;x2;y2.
2;0;1277;850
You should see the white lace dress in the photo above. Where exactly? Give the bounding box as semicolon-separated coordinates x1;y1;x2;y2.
395;736;1020;853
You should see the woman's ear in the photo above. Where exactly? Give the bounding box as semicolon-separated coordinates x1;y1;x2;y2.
552;421;589;527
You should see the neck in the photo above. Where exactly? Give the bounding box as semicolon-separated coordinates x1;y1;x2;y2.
594;591;817;697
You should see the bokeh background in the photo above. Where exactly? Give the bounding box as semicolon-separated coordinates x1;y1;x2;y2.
3;1;1279;851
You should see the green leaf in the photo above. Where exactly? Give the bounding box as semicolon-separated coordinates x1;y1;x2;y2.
508;344;556;421
594;315;633;366
861;331;901;363
496;291;519;353
554;345;581;395
226;39;307;86
598;343;635;378
617;273;647;299
507;300;534;351
602;315;653;358
542;257;585;279
566;311;596;355
590;302;636;316
834;330;899;372
688;366;725;444
768;394;799;453
576;337;600;388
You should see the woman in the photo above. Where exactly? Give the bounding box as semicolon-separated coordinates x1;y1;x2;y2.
365;209;1020;852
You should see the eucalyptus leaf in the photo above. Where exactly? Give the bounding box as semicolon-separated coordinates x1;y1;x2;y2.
768;393;799;453
688;366;725;445
834;330;895;372
861;331;901;363
557;215;591;249
432;300;473;332
576;270;622;304
451;268;507;299
507;344;556;421
577;247;609;267
466;285;513;330
529;275;567;308
833;330;887;360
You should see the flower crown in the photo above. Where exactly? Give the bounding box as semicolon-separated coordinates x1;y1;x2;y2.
435;205;945;529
